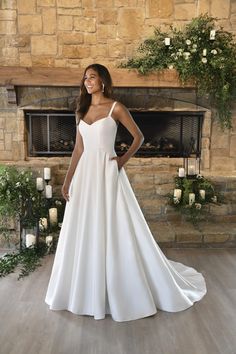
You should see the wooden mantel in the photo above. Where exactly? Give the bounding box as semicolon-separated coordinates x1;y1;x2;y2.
0;66;194;88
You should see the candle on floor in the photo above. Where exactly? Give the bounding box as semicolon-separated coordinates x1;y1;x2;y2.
202;48;207;56
178;167;185;178
46;235;53;246
26;234;36;248
44;167;51;181
36;177;44;191
45;185;52;199
49;208;58;226
189;193;195;205
174;189;182;199
199;189;205;200
39;217;48;231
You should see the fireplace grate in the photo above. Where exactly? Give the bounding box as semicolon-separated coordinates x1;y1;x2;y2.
26;111;76;156
25;110;203;158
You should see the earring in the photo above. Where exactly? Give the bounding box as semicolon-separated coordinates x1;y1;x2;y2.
102;83;105;92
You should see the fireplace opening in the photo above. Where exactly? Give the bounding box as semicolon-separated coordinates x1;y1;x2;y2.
25;110;203;158
26;111;76;156
117;111;203;157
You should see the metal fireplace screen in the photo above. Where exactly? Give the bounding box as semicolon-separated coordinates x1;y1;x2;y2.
26;111;203;157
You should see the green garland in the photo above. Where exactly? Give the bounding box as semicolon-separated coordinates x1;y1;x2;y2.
121;14;236;130
0;242;49;280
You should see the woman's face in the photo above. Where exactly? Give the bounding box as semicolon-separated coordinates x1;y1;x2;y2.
84;68;103;95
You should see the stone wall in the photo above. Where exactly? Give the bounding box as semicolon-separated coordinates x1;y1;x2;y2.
0;0;236;68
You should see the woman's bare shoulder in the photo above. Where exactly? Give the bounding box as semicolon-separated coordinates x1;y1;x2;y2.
113;101;129;115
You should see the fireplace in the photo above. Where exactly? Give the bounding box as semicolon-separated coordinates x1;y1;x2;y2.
25;110;203;158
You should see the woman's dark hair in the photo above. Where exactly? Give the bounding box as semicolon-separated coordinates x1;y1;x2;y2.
75;63;113;124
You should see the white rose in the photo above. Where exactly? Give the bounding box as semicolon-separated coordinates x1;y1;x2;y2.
183;52;191;60
202;58;207;63
186;39;191;45
195;203;202;210
211;49;217;55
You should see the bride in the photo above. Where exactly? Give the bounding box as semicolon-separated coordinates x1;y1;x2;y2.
45;63;207;322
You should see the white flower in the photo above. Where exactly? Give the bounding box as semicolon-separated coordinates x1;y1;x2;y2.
32;196;36;201
195;203;202;210
211;49;217;55
191;48;197;53
26;177;29;182
178;48;183;52
211;196;217;203
186;39;191;45
173;197;180;205
55;200;62;206
202;58;207;64
16;182;21;187
183;52;190;60
168;64;174;69
196;174;203;179
192;44;197;49
202;48;207;56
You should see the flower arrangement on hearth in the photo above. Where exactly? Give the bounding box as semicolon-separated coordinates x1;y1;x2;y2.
121;14;236;129
169;173;221;224
0;165;66;279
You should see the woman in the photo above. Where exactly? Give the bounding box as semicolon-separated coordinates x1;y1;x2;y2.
45;63;206;322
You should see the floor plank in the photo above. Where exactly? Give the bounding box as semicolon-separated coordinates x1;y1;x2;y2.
0;249;236;354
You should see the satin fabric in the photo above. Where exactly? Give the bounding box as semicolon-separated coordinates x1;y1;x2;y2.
45;102;206;322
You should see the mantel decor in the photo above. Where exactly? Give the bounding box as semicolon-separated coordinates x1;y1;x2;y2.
122;14;236;130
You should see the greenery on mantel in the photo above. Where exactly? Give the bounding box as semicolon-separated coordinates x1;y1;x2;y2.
121;14;236;130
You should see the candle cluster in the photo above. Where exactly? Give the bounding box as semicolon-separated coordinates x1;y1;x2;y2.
28;167;57;248
170;171;219;224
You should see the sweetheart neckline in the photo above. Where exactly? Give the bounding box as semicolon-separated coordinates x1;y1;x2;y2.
80;116;117;127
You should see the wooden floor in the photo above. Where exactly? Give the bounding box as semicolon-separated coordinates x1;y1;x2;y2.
0;249;236;354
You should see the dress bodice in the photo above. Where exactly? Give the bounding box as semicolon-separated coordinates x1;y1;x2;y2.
78;102;118;155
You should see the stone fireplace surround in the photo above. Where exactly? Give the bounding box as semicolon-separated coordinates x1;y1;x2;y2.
0;69;236;247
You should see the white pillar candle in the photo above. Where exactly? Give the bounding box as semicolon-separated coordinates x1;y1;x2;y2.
36;177;44;191
26;234;36;248
49;208;58;226
164;37;170;46
202;48;207;56
189;193;195;205
46;235;53;246
188;164;195;176
178;167;185;177
174;189;182;199
39;217;48;231
210;29;216;40
45;185;52;199
44;167;51;180
199;189;205;200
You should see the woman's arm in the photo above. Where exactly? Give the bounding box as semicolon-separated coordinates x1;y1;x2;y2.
111;102;144;169
61;128;84;201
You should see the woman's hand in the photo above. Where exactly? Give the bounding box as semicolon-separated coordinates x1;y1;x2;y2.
61;181;70;202
110;156;125;170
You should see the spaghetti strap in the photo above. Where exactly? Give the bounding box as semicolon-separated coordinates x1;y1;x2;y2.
108;101;117;117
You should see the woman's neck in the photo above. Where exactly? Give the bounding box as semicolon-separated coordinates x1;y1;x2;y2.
90;92;107;106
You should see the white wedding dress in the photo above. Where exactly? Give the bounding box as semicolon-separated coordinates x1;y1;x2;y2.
45;101;206;322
